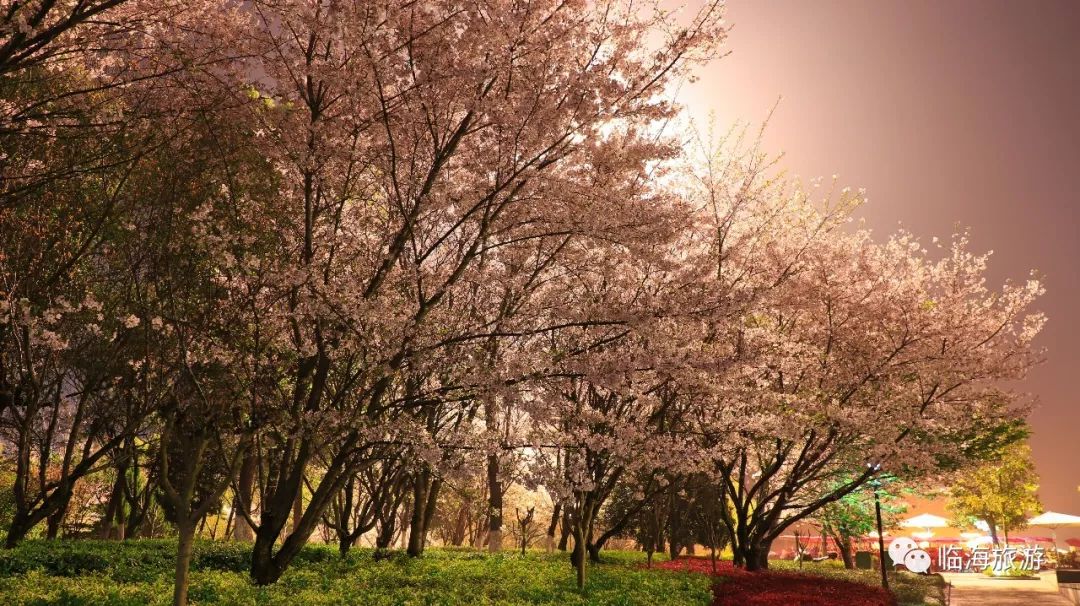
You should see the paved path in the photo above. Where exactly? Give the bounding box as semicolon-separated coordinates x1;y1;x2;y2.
943;572;1072;606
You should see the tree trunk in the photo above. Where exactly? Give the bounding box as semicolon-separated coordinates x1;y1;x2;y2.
419;476;441;553
113;461;129;539
588;501;637;562
587;542;601;563
451;501;470;546
99;474;123;538
291;488;304;534
173;522;196;606
251;530;283;585
46;503;67;539
249;446;348;585
558;508;572;551
545;502;561;552
125;485;153;540
988;520;1000;546
486;453;502;553
375;512;397;554
571;529;585;588
667;507;682;561
406;470;430;557
569;495;597;590
232;449;256;541
838;535;854;569
4;483;72;548
337;535;350;557
112;469;128;540
251;471;343;585
571;516;590;590
738;542;770;571
5;513;35;548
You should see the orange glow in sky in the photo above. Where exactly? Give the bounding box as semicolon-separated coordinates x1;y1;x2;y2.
680;0;1080;512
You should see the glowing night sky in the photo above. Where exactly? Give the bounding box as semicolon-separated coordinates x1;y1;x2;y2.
682;0;1080;511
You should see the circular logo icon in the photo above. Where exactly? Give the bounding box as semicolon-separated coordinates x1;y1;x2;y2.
887;537;918;565
903;549;932;574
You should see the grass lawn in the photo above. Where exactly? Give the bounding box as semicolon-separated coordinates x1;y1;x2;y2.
0;541;948;606
0;540;712;605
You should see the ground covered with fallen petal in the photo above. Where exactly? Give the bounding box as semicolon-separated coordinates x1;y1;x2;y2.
652;557;944;606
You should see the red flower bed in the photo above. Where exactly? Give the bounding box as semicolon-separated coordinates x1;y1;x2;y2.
653;558;737;575
652;558;897;606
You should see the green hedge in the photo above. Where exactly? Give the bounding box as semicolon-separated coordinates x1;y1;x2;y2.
0;541;711;605
0;540;351;580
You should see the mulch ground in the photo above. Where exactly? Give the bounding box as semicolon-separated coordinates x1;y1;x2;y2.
652;557;897;606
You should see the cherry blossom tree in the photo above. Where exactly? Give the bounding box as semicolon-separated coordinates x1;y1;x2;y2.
700;228;1044;570
0;0;135;76
0;2;1051;603
148;0;727;585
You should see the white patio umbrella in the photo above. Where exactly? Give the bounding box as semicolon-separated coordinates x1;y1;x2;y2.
901;513;950;537
1027;511;1080;551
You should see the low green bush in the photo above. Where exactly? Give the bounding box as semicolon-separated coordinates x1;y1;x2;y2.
0;541;711;605
0;539;346;581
